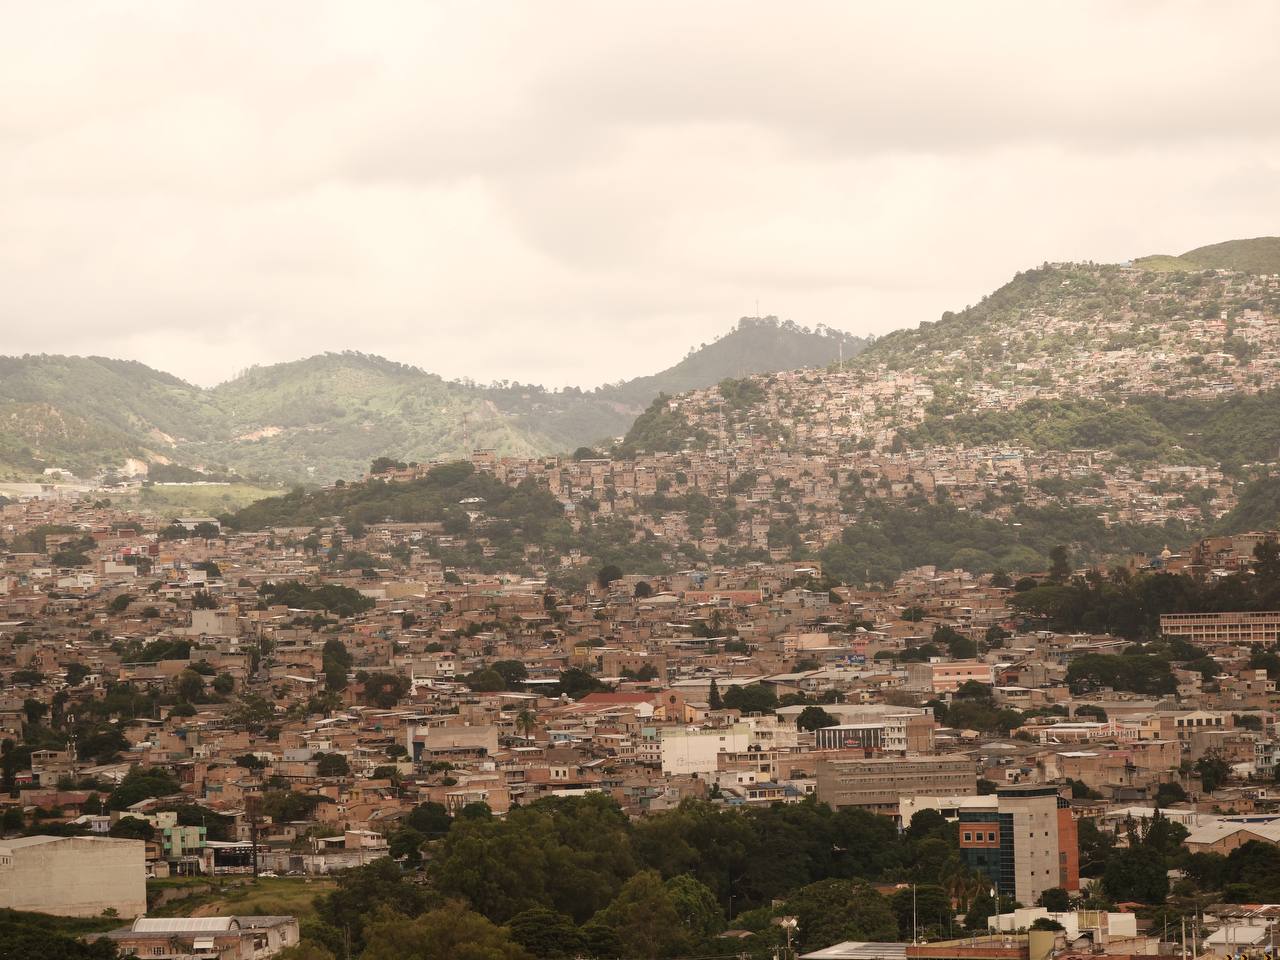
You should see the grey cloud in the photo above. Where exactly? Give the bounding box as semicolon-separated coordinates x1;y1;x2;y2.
1;1;1279;388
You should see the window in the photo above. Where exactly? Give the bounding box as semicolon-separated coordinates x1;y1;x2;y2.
963;832;972;842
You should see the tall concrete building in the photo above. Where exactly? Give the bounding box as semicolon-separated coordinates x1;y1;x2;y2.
0;835;146;917
902;786;1080;907
814;755;976;815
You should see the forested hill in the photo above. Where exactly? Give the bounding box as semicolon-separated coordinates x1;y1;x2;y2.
0;317;863;484
1132;236;1280;274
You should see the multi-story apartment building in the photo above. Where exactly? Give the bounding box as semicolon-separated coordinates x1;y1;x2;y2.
1159;611;1280;646
814;755;976;815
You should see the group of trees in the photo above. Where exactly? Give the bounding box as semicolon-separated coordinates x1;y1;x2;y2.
295;796;970;959
274;794;1280;960
258;581;375;618
820;501;1186;586
1013;543;1280;639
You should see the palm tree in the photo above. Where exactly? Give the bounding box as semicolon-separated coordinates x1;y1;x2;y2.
515;709;537;741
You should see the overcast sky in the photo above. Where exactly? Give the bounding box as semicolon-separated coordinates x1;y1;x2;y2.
3;2;1279;389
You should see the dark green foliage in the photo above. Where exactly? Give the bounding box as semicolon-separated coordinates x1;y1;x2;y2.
820;501;1188;585
314;752;350;777
1066;654;1176;695
307;858;435;955
1038;887;1072;912
1012;565;1280;640
361;672;411;708
557;668;607;700
0;908;120;959
107;767;181;810
508;908;583;958
782;879;898;952
618;395;710;455
257;581;374;617
721;683;777;715
107;816;153;840
406;801;452;838
321;638;353;691
433;794;638;924
796;706;838;731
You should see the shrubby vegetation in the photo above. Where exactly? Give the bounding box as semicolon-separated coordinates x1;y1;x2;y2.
819;501;1189;584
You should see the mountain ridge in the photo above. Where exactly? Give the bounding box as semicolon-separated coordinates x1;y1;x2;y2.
0;318;867;484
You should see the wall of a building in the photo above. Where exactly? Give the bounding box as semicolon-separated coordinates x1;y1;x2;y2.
0;837;146;917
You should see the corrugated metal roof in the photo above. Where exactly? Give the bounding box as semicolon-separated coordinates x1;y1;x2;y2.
132;917;239;933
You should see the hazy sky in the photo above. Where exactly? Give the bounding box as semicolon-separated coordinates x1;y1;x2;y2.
3;2;1279;389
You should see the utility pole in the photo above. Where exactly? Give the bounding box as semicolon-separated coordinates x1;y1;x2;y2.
245;795;261;880
913;882;918;944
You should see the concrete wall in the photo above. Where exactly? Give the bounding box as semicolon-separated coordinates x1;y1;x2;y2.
660;725;751;775
0;836;146;917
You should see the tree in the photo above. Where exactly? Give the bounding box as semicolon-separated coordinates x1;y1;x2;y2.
965;889;997;930
592;870;689;960
783;879;898;952
721;683;777;715
558;668;606;700
228;694;277;733
212;673;235;696
407;801;452;837
1049;545;1072;583
315;753;350;777
515;709;537;740
891;884;951;940
491;660;529;689
359;903;530;960
664;874;724;940
1038;887;1071;912
1196;752;1231;794
1154;781;1187;807
322;638;353;692
310;858;433;955
796;706;838;732
1031;918;1065;931
175;669;205;703
107;767;182;810
507;908;584;959
277;945;336;960
579;920;623;960
708;680;723;710
389;825;427;865
1103;846;1168;903
108;815;154;840
362;672;411;708
596;564;623;589
933;625;976;659
633;581;653;599
467;669;507;693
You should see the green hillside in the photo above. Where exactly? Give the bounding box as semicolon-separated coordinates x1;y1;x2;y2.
1132;236;1280;274
0;356;218;479
0;319;865;483
197;352;550;483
